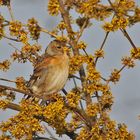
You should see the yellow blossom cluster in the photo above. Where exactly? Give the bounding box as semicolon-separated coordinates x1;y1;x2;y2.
57;21;67;30
103;16;129;32
43;98;68;134
15;77;28;91
86;64;101;81
77;1;111;20
18;29;28;44
12;44;41;64
27;18;41;40
109;69;120;83
94;49;104;58
76;113;135;140
76;41;87;49
121;56;135;68
9;21;22;36
69;55;86;74
100;92;114;110
0;100;44;139
0;59;11;71
48;0;59;16
114;0;135;16
66;90;81;108
130;47;140;59
86;103;99;117
0;100;9;109
85;82;109;95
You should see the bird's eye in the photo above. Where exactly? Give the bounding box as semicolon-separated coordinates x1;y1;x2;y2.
57;46;61;49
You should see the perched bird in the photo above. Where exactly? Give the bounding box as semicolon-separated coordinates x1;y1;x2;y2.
28;40;69;99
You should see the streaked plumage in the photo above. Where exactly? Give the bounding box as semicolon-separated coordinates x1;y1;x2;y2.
28;40;69;99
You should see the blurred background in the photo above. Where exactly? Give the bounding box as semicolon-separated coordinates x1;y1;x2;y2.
0;0;140;139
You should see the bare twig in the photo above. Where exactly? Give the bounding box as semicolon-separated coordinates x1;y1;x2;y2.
8;5;15;21
6;102;21;111
1;34;20;42
95;32;109;65
121;29;137;52
40;28;58;39
0;78;15;83
76;18;89;43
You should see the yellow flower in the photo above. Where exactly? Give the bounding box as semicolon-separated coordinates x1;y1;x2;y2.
130;47;140;59
48;0;59;16
76;41;87;49
9;21;22;36
94;49;104;58
69;55;86;74
19;30;28;44
0;100;9;109
27;18;40;40
15;77;28;91
86;103;99;117
121;56;135;68
109;69;120;83
67;91;81;108
0;60;11;71
57;21;67;30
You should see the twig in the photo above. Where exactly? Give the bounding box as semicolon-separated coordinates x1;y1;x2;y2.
6;102;21;111
76;18;89;43
95;32;109;65
43;125;58;140
108;0;137;52
83;49;88;56
40;28;58;39
0;84;35;98
1;34;20;42
8;5;15;21
120;29;137;52
69;75;81;80
0;78;15;83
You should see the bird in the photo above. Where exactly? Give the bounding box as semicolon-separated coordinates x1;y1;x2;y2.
27;40;69;100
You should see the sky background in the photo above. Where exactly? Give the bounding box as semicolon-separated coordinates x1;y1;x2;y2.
0;0;140;139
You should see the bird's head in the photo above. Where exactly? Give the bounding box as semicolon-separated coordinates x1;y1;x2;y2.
45;40;67;56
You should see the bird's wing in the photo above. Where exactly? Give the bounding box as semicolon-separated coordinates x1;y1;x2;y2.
28;54;52;87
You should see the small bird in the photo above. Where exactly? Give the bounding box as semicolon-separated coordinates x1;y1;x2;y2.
28;40;69;100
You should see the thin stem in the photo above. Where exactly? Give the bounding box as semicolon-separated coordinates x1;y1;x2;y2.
40;28;58;38
121;29;137;52
6;102;21;111
95;32;109;65
8;5;14;21
83;49;89;56
1;34;20;42
108;0;137;52
0;78;15;83
76;18;89;43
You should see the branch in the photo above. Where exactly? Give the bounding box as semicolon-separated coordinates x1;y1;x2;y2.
0;84;33;97
120;29;137;52
8;5;15;21
6;102;21;111
95;32;109;65
40;27;58;39
58;0;92;106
